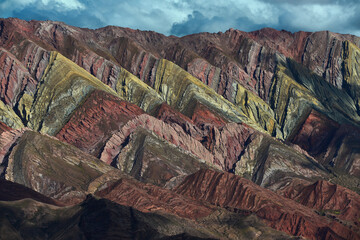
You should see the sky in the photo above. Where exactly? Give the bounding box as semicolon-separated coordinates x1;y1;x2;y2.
0;0;359;37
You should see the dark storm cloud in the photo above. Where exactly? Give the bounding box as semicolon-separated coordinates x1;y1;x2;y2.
1;0;360;37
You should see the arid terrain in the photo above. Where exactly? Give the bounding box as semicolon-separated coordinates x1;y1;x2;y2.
0;18;360;239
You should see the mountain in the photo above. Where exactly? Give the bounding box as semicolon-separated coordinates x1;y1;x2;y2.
0;17;359;239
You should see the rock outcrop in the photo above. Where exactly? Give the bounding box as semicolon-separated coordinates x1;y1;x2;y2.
2;130;123;205
27;51;117;135
280;179;360;230
56;89;144;157
175;169;359;240
0;121;11;134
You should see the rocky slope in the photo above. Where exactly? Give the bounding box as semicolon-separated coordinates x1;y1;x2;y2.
0;17;360;239
175;169;359;240
279;179;360;232
0;195;298;240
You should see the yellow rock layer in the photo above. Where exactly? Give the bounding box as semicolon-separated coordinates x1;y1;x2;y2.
115;68;164;114
234;83;279;136
343;41;360;87
15;93;33;124
153;59;281;137
28;51;118;135
269;64;323;138
0;100;24;129
343;41;360;111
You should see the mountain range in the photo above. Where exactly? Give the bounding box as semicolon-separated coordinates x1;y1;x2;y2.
0;17;360;239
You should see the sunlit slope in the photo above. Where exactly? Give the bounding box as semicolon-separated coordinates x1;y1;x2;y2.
0;100;24;129
343;40;360;114
153;59;282;137
270;58;360;139
24;52;118;135
115;68;164;114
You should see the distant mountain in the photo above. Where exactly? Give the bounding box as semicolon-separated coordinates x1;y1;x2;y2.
0;18;359;239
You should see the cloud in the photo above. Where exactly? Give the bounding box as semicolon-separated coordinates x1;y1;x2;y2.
0;0;85;13
169;0;360;36
259;0;358;5
0;0;102;28
12;7;104;29
1;0;360;37
272;2;359;35
85;0;190;34
170;11;267;36
170;0;281;36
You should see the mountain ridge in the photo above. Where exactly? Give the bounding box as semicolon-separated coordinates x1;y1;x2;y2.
0;18;360;239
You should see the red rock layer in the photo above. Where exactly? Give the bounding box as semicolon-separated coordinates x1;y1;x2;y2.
202;123;255;171
155;102;255;171
174;169;359;240
95;177;214;220
0;48;37;106
281;180;360;228
291;110;340;156
0;121;11;135
71;48;124;89
322;124;360;177
290;110;360;177
0;18;39;49
155;103;203;141
99;114;217;167
0;128;26;166
300;31;355;88
18;41;50;82
100;111;256;171
248;28;310;62
191;102;227;130
56;89;144;156
180;30;279;100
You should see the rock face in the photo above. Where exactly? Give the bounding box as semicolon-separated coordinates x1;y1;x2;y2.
95;176;214;220
290;109;360;181
232;132;329;191
99;114;220;187
95;180;297;239
27;51;118;135
0;48;36;107
2;130;123;205
0;179;61;205
0;100;24;129
1;18;360;239
321;125;360;178
280;180;360;230
56;89;144;157
0;121;11;134
150;58;280;137
175;169;359;240
0;195;296;240
290;110;340;156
